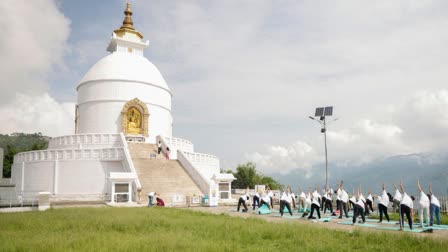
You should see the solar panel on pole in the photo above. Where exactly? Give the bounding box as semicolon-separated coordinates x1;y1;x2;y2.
315;107;324;117
324;106;333;116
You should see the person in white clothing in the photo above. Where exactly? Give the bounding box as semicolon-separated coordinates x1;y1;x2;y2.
349;189;357;212
253;190;260;210
323;189;333;214
338;182;349;219
352;186;366;224
279;187;293;217
308;187;321;219
267;186;274;209
399;181;414;230
377;181;390;223
148;192;156;207
298;187;307;213
417;180;430;227
429;183;441;226
157;141;162;155
393;183;402;213
260;190;271;209
365;190;374;215
237;189;250;212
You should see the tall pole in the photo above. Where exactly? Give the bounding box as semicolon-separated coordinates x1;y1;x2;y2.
323;117;328;190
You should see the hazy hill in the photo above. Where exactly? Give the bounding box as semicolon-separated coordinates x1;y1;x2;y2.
273;152;448;196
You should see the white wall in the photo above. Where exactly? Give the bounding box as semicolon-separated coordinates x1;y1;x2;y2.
11;160;125;197
77;80;173;140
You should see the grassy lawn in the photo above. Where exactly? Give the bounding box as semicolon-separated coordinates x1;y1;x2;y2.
1;207;447;251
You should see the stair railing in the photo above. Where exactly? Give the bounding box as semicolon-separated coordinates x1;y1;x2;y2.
157;135;210;195
119;133;142;198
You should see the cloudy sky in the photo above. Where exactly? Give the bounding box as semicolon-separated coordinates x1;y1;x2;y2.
1;0;448;180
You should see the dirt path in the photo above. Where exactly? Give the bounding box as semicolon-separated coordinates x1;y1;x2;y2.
184;206;448;241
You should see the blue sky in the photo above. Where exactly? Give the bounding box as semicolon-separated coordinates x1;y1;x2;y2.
1;0;448;180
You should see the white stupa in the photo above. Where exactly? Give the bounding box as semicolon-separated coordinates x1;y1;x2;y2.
5;3;234;207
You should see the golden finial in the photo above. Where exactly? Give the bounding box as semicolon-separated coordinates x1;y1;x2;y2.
120;2;135;30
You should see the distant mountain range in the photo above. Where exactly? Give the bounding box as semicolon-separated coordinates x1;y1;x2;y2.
272;152;448;196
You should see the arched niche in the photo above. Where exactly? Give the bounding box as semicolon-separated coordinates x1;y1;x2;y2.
121;98;149;136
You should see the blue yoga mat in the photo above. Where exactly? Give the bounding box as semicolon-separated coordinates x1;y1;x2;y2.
258;205;271;215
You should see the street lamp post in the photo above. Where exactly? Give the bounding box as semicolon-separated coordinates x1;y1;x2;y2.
309;106;338;190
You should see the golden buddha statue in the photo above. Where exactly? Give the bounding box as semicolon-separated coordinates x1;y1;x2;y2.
127;108;141;134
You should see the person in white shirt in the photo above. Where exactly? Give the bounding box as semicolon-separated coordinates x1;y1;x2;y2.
399;181;415;230
338;182;349;219
393;183;403;213
377;182;390;223
237;189;250;212
365;190;374;215
279;187;293;217
290;191;296;209
298;187;307;213
267;186;274;209
352;187;366;224
429;183;441;226
417;180;430;227
323;189;333;214
260;189;271;210
308;187;321;219
157;141;162;155
148;192;156;207
349;189;357;212
253;189;260;210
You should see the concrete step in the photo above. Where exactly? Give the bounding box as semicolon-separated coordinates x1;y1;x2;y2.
129;143;203;207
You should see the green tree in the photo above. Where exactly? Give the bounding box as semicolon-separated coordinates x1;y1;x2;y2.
231;162;281;190
1;133;49;177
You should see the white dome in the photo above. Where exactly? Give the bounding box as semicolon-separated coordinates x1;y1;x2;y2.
77;53;170;92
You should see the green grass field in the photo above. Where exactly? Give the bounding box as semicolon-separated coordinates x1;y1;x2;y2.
1;207;447;251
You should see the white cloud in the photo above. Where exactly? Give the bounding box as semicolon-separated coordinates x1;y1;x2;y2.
0;93;74;136
245;89;448;175
0;0;72;136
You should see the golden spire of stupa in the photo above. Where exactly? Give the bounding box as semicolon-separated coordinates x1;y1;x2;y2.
113;1;143;39
120;2;135;30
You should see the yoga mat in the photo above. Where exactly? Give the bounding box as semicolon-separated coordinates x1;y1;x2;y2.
374;226;431;233
318;217;332;222
258;205;271;215
280;215;302;219
338;221;378;228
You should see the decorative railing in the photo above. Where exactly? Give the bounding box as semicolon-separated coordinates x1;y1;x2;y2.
119;133;142;191
181;151;220;167
157;135;210;195
13;148;124;163
162;137;194;153
177;151;210;195
49;134;122;149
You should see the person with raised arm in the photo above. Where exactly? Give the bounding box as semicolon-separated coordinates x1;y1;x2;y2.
349;187;356;212
323;188;333;215
417;180;430;227
393;182;402;213
338;181;349;219
266;185;274;209
279;186;293;217
399;180;414;230
298;186;306;213
377;181;390;223
429;183;441;226
352;186;366;224
308;186;321;219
